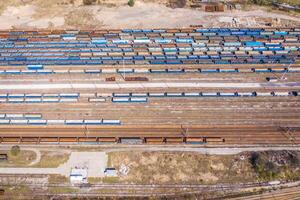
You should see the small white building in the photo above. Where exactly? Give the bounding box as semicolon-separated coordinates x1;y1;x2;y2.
70;167;88;184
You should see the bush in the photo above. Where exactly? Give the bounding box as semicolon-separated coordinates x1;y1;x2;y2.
251;0;272;6
83;0;96;5
11;145;20;156
128;0;134;7
249;152;280;181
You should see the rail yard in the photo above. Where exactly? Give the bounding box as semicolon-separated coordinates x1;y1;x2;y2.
0;28;299;145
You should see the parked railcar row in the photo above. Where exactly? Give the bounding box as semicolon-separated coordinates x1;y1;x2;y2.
0;93;79;98
0;28;299;66
0;93;79;103
1;66;300;75
2;27;299;33
0;113;42;119
0;136;223;144
111;91;299;98
0;119;121;125
0;98;78;103
112;97;148;103
1;28;299;40
0;55;297;66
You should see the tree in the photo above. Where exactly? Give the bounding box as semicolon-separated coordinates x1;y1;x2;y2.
128;0;134;7
83;0;96;5
11;145;20;156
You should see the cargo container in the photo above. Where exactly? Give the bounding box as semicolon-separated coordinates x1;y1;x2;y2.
60;93;79;98
271;91;289;96
238;92;254;97
145;137;164;144
59;137;78;143
0;119;10;124
184;92;200;97
65;120;84;125
10;119;28;124
84;120;102;125
43;93;59;98
205;137;224;143
113;93;131;97
130;97;147;102
47;120;65;124
24;113;42;119
42;98;59;103
8;98;24;103
8;93;24;98
20;137;39;143
165;137;183;144
25;93;42;98
98;137;116;143
1;137;20;143
24;98;42;103
27;64;43;70
28;119;47;125
112;97;130;103
186;137;204;144
219;92;237;97
201;92;218;97
85;69;101;74
150;69;167;73
166;92;183;97
59;98;78;103
102;119;121;125
0;94;7;98
120;138;143;144
131;93;148;97
256;92;272;96
5;114;24;119
149;92;166;97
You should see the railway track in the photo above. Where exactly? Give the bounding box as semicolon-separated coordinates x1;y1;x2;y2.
0;125;299;144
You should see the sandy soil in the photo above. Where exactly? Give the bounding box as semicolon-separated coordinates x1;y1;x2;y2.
0;1;299;29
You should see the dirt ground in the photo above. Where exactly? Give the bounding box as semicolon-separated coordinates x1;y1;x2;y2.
107;151;257;184
0;150;36;167
107;151;300;184
0;0;299;29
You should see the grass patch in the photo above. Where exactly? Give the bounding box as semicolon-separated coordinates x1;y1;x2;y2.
0;0;25;15
33;151;70;168
48;174;69;184
88;177;119;184
64;8;103;29
107;151;256;184
0;150;36;167
249;151;300;182
107;151;300;185
48;187;79;194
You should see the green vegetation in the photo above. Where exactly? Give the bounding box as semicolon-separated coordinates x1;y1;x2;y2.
48;174;69;184
82;0;96;5
88;177;119;184
2;185;32;196
33;151;69;168
128;0;134;7
107;151;256;184
250;152;279;180
10;145;20;156
249;151;300;181
248;0;300;6
48;187;78;194
0;150;36;167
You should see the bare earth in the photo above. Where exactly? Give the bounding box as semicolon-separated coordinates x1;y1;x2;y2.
0;1;300;29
